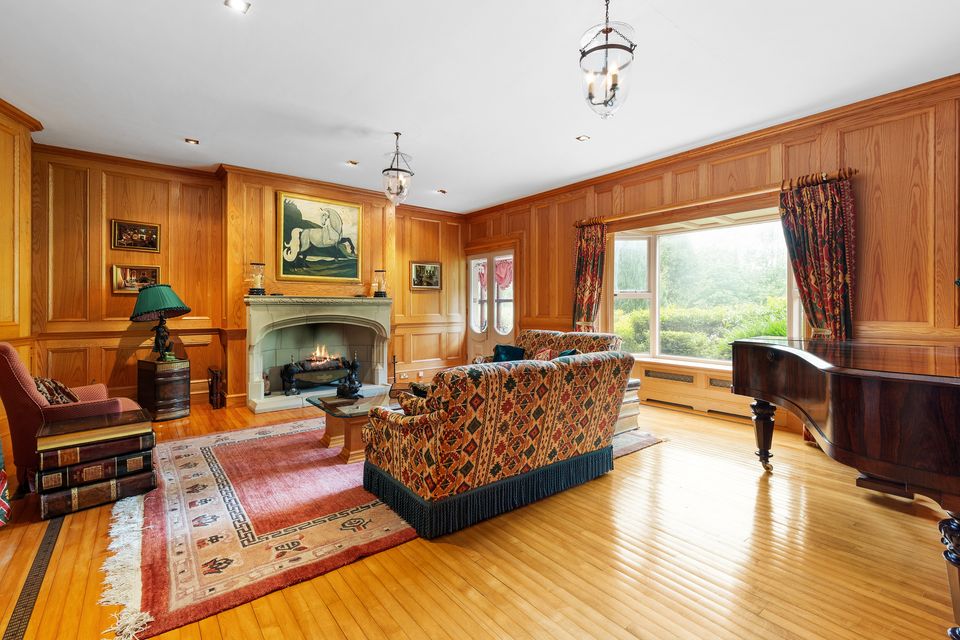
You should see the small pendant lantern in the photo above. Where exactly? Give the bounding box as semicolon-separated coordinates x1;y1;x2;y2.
579;0;637;119
382;132;414;205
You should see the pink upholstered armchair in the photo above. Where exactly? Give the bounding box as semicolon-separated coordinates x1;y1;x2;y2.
0;342;142;496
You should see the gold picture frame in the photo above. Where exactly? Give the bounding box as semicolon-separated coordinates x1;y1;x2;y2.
112;264;161;294
111;219;161;253
276;191;362;283
410;261;442;290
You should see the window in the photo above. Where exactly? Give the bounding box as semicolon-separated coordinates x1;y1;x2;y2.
612;218;794;363
470;258;488;332
493;255;514;335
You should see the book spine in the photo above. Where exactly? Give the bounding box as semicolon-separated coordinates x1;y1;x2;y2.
36;451;153;494
38;434;155;470
39;470;156;520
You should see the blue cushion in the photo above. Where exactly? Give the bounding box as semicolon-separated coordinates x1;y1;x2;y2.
492;344;525;362
556;348;581;358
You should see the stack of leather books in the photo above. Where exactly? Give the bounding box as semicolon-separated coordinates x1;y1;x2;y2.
35;408;156;519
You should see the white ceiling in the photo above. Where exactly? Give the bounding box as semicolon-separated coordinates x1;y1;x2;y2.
1;1;959;213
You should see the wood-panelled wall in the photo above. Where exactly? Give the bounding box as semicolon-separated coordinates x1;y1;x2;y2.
31;146;225;399
0;100;40;464
219;166;465;403
465;74;960;345
393;206;466;382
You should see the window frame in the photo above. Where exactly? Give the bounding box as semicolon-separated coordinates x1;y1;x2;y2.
608;216;802;365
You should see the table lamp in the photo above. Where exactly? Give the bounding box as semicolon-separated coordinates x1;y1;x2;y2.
130;284;191;361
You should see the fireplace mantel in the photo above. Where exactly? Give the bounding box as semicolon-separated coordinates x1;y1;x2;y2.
244;296;392;413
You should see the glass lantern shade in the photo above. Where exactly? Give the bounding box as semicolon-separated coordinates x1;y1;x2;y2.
579;21;636;119
382;155;413;205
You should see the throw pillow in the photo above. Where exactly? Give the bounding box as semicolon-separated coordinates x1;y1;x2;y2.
532;348;559;360
556;348;581;358
492;344;525;362
33;377;79;405
410;382;432;398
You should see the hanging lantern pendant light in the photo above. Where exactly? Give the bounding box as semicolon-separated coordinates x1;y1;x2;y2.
580;0;637;119
382;132;414;205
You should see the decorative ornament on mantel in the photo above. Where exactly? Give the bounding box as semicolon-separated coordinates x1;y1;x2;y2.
382;132;414;205
580;0;637;119
248;262;266;296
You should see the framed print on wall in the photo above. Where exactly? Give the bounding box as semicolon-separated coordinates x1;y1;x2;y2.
111;219;160;252
410;261;442;290
112;264;161;294
277;192;362;282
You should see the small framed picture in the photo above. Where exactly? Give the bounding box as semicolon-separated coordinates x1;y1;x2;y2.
410;261;442;290
111;219;160;253
112;265;161;294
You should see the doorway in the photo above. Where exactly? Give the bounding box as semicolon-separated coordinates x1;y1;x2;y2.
466;250;515;361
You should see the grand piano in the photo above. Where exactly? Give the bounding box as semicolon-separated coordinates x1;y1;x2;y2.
731;337;960;638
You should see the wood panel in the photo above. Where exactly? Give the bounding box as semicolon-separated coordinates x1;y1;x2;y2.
45;347;89;388
622;176;664;213
708;149;770;196
46;163;89;321
0;100;35;342
837;109;935;325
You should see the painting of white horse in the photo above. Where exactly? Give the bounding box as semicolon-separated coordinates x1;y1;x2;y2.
277;192;361;282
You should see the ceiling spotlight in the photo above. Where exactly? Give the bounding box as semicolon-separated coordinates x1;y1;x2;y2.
346;160;359;166
184;138;200;145
575;135;591;142
436;189;448;195
224;0;251;14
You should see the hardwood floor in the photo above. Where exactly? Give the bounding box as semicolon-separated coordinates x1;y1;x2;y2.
0;403;953;639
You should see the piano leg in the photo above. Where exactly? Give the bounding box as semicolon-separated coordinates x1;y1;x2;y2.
939;513;960;638
750;399;775;472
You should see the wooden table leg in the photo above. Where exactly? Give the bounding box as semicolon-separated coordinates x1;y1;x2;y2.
337;415;368;464
320;414;345;449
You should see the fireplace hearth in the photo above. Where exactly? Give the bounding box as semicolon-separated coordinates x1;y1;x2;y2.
244;296;392;413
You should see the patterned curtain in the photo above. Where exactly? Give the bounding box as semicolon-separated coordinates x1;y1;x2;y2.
572;218;608;331
779;170;857;340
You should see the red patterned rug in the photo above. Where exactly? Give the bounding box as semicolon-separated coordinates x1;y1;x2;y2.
99;420;415;639
99;419;661;639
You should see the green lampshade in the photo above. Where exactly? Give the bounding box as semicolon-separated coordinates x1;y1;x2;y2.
130;284;191;322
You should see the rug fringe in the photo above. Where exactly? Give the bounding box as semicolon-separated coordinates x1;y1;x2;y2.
100;495;153;640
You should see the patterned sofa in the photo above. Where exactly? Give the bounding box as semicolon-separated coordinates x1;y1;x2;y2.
363;347;634;538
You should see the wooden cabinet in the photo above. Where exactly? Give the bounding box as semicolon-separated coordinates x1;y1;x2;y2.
137;359;190;421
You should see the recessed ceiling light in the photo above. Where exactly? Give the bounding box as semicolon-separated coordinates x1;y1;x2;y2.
435;189;448;195
184;138;200;145
575;135;591;142
346;160;359;166
224;0;251;14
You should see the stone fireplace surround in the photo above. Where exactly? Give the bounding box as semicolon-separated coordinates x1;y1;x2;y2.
245;296;392;413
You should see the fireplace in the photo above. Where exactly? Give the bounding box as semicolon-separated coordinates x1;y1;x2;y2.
245;296;392;413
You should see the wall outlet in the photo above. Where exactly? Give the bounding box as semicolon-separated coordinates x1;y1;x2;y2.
418;370;424;378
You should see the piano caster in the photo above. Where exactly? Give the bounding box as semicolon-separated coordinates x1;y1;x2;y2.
757;454;773;472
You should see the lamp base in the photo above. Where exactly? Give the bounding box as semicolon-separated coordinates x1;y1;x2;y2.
373;291;387;298
248;288;266;296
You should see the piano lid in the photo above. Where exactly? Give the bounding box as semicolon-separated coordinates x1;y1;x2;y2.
735;336;960;382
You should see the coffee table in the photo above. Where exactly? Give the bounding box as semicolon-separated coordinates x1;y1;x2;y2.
306;393;398;463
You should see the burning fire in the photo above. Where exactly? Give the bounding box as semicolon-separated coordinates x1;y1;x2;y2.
310;344;339;362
